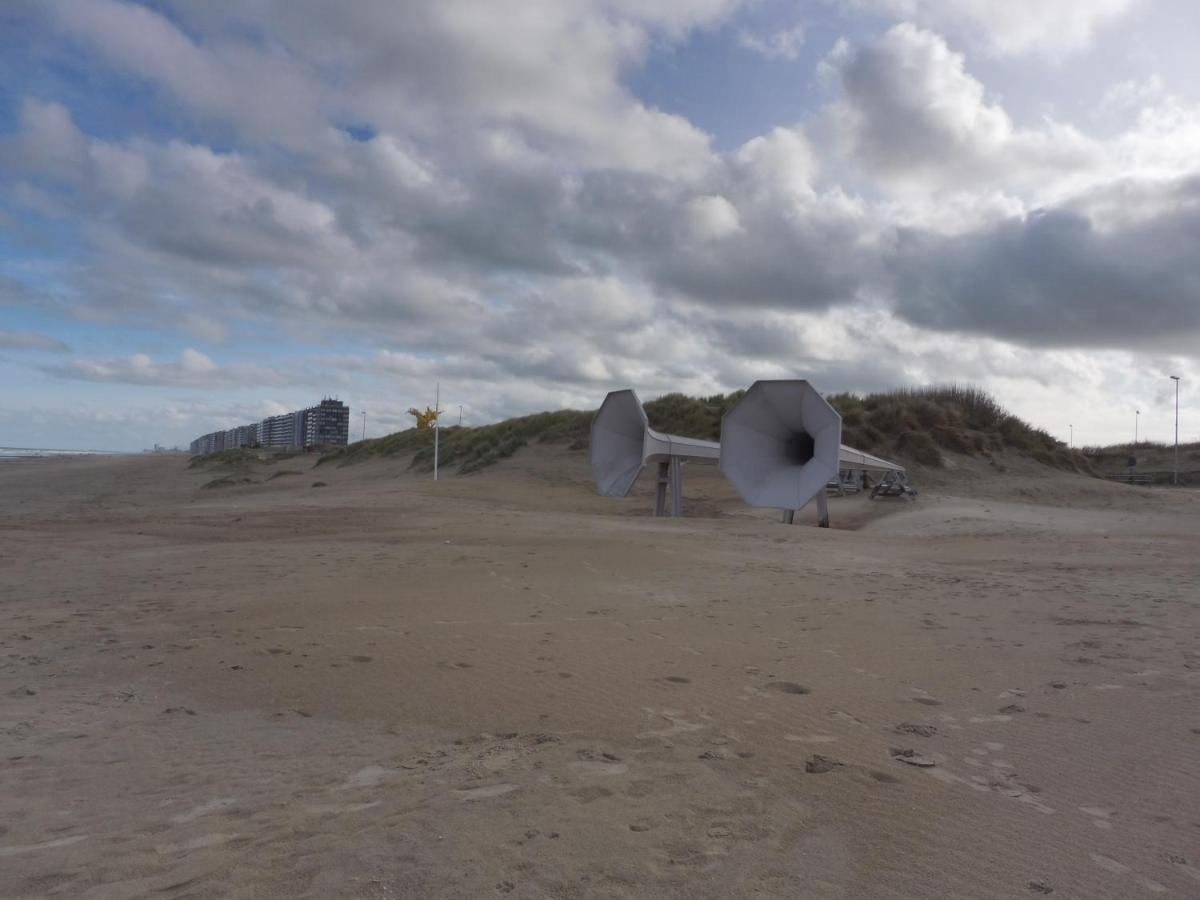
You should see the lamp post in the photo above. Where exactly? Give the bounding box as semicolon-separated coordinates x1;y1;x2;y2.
1135;409;1139;445
1069;424;1073;449
1170;375;1180;486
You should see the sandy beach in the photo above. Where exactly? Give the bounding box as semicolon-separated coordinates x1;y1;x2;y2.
2;450;1199;899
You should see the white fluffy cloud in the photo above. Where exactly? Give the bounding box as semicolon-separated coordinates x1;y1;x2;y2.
737;23;805;60
828;25;1100;196
852;0;1138;56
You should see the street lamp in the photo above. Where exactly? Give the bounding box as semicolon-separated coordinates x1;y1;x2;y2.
1135;409;1140;445
1170;376;1180;486
1069;424;1073;449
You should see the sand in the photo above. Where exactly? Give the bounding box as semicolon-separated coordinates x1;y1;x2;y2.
2;448;1199;898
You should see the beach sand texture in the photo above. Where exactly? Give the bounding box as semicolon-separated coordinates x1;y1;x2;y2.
2;449;1199;898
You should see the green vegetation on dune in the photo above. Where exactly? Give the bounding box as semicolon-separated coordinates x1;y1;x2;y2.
643;392;744;440
318;384;1088;477
188;447;311;470
187;448;264;469
317;410;594;474
828;385;1089;472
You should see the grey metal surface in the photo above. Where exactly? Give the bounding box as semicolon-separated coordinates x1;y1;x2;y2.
838;444;906;473
719;380;842;510
590;389;719;498
590;389;651;497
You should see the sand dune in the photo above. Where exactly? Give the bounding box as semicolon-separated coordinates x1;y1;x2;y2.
2;450;1198;898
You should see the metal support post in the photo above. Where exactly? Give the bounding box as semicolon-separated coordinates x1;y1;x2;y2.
816;492;830;528
781;509;795;525
669;456;683;518
654;461;670;517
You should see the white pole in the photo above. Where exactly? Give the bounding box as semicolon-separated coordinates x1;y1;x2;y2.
434;382;440;481
1171;376;1180;486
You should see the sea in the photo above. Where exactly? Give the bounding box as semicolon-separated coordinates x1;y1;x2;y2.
0;447;120;461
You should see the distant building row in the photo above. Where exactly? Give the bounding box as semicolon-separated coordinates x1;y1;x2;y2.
189;399;350;454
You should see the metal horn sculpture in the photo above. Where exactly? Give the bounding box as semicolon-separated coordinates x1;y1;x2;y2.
590;381;910;525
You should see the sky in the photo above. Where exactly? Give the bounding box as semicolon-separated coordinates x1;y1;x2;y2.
1;0;1198;451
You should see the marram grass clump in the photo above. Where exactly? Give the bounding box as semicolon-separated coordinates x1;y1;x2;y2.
828;385;1089;472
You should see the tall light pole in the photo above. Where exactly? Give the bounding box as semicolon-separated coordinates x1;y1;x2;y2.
361;410;367;441
433;382;441;481
1069;424;1073;449
1135;409;1139;445
1170;375;1180;486
458;404;463;427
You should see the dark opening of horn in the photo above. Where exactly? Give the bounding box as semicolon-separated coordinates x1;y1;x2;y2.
783;431;815;466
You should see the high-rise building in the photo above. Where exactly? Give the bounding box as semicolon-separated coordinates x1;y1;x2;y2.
189;399;350;454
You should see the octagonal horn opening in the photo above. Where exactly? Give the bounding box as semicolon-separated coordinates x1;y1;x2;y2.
719;380;841;509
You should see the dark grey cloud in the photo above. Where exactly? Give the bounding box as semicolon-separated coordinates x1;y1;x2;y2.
891;178;1200;349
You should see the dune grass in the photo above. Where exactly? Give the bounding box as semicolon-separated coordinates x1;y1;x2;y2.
318;384;1087;476
187;448;263;469
317;410;593;474
827;385;1089;472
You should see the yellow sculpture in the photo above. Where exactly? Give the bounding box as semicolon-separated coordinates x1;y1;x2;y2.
408;406;441;430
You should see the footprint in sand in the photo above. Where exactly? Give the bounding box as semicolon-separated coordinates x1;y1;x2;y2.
804;754;843;774
763;681;810;695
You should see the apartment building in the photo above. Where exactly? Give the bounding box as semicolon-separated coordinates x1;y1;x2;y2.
189;399;350;454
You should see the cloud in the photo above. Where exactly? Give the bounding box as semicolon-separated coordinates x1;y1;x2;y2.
1095;74;1167;121
42;348;295;388
890;181;1200;350
35;0;736;177
0;329;70;352
826;25;1099;195
737;23;805;61
852;0;1138;57
3;0;1199;449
